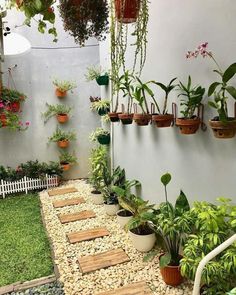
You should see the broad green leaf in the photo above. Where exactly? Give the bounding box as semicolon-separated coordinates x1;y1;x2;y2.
208;82;221;97
208;101;218;109
159;253;171;267
223;63;236;83
161;173;171;186
175;190;190;215
226;86;236;99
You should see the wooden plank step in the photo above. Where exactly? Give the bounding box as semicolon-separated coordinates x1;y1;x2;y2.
96;281;152;295
53;197;85;208
59;210;96;224
67;227;110;244
48;187;78;196
78;248;130;274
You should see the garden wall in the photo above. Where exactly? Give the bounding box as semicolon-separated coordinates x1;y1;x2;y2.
0;8;100;179
100;0;236;204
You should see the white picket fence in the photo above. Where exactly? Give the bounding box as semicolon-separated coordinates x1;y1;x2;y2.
0;174;59;198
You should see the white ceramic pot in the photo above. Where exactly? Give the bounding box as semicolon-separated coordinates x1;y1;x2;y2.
104;203;120;216
90;193;104;205
116;209;133;228
129;230;156;252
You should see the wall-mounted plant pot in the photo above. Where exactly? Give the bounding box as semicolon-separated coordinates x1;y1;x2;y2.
57;140;69;148
176;117;200;134
98;108;110;116
152;114;174;128
0;113;7;127
115;0;140;23
91;191;104;205
60;162;70;171
97;134;110;145
57;113;69;124
108;112;122;122
133;113;151;126
55;88;67;98
104;203;120;216
9;101;20;113
118;113;134;125
209;118;236;139
96;75;109;86
116;209;133;228
129;228;156;252
159;253;183;286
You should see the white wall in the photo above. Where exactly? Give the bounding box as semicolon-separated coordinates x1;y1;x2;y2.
100;0;236;204
0;7;101;178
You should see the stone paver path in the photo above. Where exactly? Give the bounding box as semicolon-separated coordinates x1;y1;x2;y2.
67;227;110;244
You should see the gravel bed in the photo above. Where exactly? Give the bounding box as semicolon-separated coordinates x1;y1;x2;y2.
7;282;64;295
40;180;193;295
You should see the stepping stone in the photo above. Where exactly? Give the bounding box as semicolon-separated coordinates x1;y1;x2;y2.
48;187;78;196
96;281;152;295
53;197;86;208
67;227;110;244
59;210;96;224
78;248;130;274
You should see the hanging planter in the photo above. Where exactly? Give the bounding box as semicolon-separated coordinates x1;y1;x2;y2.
133;113;151;126
176;117;201;134
90;100;110;116
97;134;110;145
49;127;76;147
152;114;174;127
59;151;77;171
53;78;77;98
108;112;122;122
9;101;21;113
57;140;69;148
159;254;183;287
60;162;71;171
118;113;134;125
55;89;66;98
96;74;109;86
209;119;236;139
90;128;110;145
115;0;140;24
57;113;69;123
42;103;72;124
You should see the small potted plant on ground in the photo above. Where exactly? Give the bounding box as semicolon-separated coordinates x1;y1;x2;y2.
48;127;76;148
52;78;76;98
59;151;77;171
90;100;110;116
150;173;192;286
89;146;109;205
176;76;205;134
186;42;236;138
89;128;110;145
42;103;72;123
85;65;109;86
149;78;177;127
1;87;27;113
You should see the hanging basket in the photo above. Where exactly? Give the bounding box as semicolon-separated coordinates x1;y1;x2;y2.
108;112;122;122
9;101;21;113
56;114;69;123
115;0;140;23
57;140;70;148
118;113;134;125
96;75;109;86
209;119;236;139
97;134;110;145
176;117;201;135
152;114;174;128
133;113;151;126
55;88;67;98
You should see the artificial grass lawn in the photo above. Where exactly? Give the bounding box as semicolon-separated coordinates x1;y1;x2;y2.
0;193;53;287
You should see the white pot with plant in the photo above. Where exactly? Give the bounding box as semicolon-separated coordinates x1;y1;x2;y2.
52;78;76;98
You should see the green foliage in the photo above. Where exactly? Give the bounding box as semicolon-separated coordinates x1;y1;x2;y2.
90;100;110;114
89;128;110;142
227;288;236;295
178;76;205;119
52;78;76;92
0;111;29;131
48;127;76;142
59;151;77;164
85;65;107;81
1;87;27;103
42;103;72;123
180;198;236;295
59;0;109;46
0;193;53;286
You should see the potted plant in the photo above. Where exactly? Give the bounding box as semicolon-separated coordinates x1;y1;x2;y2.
101;166;126;215
59;0;109;46
149;78;177;127
0;110;29;131
176;76;205;134
42;103;72;124
89;128;110;145
48;127;76;148
89;146;109;205
90;100;110;116
59;151;77;171
115;0;140;23
10;0;57;42
180;198;236;294
132;77;153;126
52;78;76;98
1;87;27;113
186;42;236;138
85;65;109;86
149;173;192;286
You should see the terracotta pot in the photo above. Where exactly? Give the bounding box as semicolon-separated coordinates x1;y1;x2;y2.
133;113;151;126
176;118;200;134
60;162;70;171
116;209;133;228
118;113;134;125
108;112;122;122
129;229;156;252
115;0;140;23
9;101;20;112
57;114;69;123
104;203;120;216
152;114;174;128
209;119;236;139
57;140;69;148
159;254;183;286
55;88;67;98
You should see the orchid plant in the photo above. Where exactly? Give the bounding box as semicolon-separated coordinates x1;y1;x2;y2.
186;42;236;122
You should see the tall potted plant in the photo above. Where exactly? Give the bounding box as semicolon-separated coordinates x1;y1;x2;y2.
52;78;76;98
186;42;236;138
48;127;76;148
42;103;72;124
176;76;205;134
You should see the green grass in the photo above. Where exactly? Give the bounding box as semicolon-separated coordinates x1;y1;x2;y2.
0;193;54;286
